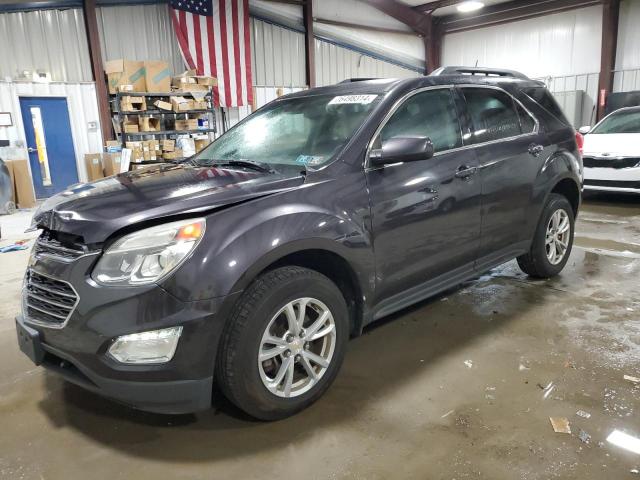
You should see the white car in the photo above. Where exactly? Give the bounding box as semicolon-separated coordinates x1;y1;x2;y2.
580;106;640;194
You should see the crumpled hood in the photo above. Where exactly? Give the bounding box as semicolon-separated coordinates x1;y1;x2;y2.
33;163;304;244
583;133;640;157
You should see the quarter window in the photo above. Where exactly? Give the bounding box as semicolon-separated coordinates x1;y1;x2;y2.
462;88;523;144
377;89;462;154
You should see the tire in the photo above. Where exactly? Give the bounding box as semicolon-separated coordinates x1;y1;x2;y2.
517;193;575;278
216;266;349;420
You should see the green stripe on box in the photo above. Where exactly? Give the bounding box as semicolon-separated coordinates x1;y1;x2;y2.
129;68;145;84
153;68;171;84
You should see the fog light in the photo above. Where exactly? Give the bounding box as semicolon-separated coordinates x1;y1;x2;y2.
108;327;183;364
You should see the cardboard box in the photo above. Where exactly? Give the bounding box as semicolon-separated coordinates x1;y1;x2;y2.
123;117;139;133
9;159;36;208
118;84;134;93
120;96;146;112
84;154;104;182
105;59;145;94
161;139;175;152
162;149;183;160
179;83;209;93
105;140;121;153
195;76;217;86
192;100;208;110
194;138;210;153
175;119;198;131
153;100;172;111
101;152;122;177
138;117;160;132
170;96;194;112
144;60;172;92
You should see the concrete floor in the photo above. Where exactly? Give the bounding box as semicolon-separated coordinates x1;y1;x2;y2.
1;193;639;479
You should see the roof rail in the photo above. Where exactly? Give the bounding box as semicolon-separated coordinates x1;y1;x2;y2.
338;78;380;84
430;66;529;80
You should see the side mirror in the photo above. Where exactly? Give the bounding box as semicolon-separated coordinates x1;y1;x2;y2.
369;136;434;167
578;126;591;135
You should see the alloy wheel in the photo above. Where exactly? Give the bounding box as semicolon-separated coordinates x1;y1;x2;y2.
545;209;570;265
258;297;336;398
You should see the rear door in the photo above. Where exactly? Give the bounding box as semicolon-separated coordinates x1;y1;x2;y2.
366;87;482;305
19;96;79;198
457;86;548;268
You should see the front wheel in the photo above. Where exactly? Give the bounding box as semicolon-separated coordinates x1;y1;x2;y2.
216;266;349;420
517;193;575;278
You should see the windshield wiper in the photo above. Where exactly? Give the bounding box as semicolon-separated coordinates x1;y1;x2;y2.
205;159;275;173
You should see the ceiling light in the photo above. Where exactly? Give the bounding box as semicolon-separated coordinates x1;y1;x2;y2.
457;1;485;12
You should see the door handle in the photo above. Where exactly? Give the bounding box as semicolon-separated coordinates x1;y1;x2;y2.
528;143;544;157
27;147;37;153
454;165;477;179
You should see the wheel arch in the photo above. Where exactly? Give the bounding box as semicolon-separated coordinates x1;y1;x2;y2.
549;177;581;217
228;241;368;338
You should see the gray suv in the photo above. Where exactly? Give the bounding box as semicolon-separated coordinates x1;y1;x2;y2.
16;67;582;420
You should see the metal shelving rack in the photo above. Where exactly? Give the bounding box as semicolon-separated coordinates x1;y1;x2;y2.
110;91;217;163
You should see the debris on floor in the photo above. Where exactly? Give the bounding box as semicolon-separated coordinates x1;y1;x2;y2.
441;409;454;418
464;360;473;368
576;410;592;419
0;239;29;253
578;429;592;444
549;417;571;434
624;375;640;384
542;382;556;399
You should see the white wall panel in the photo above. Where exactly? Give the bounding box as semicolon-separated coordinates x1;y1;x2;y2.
251;18;306;87
616;0;640;71
96;4;184;76
0;8;92;82
442;6;603;78
0;82;103;183
314;39;421;87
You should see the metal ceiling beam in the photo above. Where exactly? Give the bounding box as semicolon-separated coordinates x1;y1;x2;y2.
359;0;431;36
413;0;464;13
314;17;417;35
438;0;602;33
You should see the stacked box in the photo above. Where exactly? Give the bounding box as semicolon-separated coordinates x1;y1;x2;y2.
120;96;146;112
175;119;198;131
139;117;160;132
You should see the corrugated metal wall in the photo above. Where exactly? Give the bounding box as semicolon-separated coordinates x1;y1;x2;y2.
0;8;91;82
96;3;184;76
613;0;640;93
251;19;306;87
442;6;603;78
0;81;104;183
314;38;421;87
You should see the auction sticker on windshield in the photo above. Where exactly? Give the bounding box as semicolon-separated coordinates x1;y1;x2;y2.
328;95;378;105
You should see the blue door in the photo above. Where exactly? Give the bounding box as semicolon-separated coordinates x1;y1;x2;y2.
19;97;79;198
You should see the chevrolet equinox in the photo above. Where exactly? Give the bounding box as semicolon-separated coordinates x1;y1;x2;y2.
16;67;583;420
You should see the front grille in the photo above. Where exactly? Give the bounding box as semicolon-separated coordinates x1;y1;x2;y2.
584;179;640;189
33;231;86;262
24;270;78;327
583;156;640;169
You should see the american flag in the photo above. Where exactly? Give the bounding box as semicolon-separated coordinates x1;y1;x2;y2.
169;0;253;108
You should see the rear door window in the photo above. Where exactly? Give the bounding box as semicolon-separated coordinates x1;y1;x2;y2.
521;87;570;129
461;87;523;144
378;88;462;153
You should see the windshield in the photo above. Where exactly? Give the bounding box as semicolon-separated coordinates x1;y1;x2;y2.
192;93;380;169
591;109;640;134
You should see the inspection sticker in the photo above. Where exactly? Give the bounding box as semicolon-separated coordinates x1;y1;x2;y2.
328;95;378;105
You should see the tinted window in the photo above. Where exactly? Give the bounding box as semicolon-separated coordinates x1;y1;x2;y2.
516;103;536;133
590;109;640;134
462;88;522;143
522;87;570;129
379;89;462;153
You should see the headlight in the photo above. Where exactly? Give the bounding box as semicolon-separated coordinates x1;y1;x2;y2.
92;218;205;286
108;327;183;364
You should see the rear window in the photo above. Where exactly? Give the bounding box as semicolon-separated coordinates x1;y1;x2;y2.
522;87;570;129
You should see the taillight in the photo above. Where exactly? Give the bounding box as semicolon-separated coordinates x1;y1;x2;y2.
575;131;584;156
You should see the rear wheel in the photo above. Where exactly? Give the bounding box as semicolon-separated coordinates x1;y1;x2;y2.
216;266;349;420
517;193;574;278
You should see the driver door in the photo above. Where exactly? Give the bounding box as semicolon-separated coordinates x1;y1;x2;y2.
365;87;482;313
